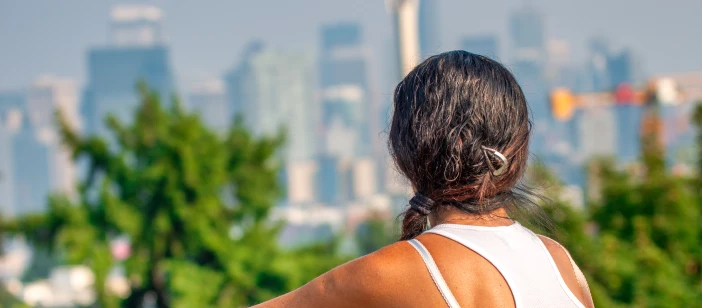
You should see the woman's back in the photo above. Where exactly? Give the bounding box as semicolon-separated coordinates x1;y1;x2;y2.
410;222;588;307
257;217;591;308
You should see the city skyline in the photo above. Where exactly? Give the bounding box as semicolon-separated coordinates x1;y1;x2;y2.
1;2;699;214
1;0;701;91
0;2;700;307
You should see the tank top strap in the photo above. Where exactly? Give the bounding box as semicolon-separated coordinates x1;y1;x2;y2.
407;239;461;308
539;235;595;308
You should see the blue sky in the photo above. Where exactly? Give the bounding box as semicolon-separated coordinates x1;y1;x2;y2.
1;0;701;91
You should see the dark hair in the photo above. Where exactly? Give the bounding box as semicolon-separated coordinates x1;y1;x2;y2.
389;51;541;240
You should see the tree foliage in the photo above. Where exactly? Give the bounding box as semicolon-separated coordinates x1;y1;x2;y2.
4;83;346;307
354;213;397;256
539;102;702;307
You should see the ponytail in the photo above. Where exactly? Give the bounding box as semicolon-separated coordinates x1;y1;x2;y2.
399;193;434;240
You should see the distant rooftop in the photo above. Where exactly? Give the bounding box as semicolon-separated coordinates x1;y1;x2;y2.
110;5;162;22
109;5;164;47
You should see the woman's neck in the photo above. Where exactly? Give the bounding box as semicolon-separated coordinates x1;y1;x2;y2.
429;206;513;227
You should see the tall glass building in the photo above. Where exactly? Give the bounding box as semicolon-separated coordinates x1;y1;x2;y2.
188;79;229;132
614;103;643;164
319;23;372;157
225;44;319;206
225;45;318;162
12;112;51;216
82;5;174;136
509;5;549;155
0;92;23;217
317;23;379;204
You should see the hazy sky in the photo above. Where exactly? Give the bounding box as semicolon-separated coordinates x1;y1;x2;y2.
1;0;701;91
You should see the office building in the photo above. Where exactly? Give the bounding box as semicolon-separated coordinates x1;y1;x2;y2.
351;158;377;200
0;91;24;119
188;79;229;132
316;23;383;204
0;77;78;217
285;161;318;205
0;92;24;216
226;43;320;206
0;122;14;217
110;5;163;47
26;76;79;197
658;72;702;171
509;5;549;155
316;155;343;204
322;84;364;159
608;50;636;88
509;5;546;63
82;5;174;136
585;37;611;92
12;112;52;216
27;76;80;136
612;83;643;163
578;106;617;159
585;38;638;92
319;23;373;157
225;45;318;162
1;77;79;217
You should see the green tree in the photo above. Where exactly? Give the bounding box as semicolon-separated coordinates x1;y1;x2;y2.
4;83;346;307
355;214;397;255
538;102;702;307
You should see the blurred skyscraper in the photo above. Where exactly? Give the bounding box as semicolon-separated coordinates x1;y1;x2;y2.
0;130;12;216
546;40;585;91
418;0;440;59
110;5;163;47
586;38;638;92
26;76;79;197
0;92;22;217
608;50;637;88
225;43;319;205
225;44;317;162
658;73;701;171
613;84;643;163
225;41;265;118
510;5;546;63
82;5;174;136
579;106;617;159
188;79;229;132
0;77;78;217
319;23;373;155
509;5;549;154
0;91;24;119
586;37;611;92
317;23;378;205
12;114;51;216
461;35;499;60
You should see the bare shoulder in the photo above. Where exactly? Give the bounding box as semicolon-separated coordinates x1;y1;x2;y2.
536;235;586;303
254;240;420;308
327;240;421;305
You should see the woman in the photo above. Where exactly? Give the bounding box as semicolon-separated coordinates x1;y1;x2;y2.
255;51;594;308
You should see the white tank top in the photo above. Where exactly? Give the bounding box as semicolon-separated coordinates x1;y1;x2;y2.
407;222;590;308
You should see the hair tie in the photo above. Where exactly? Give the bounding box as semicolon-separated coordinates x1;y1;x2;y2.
409;193;434;216
481;145;509;176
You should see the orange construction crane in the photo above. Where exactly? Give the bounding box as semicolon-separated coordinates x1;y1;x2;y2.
549;73;701;155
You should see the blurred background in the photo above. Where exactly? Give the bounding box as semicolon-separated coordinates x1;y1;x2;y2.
0;1;701;307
